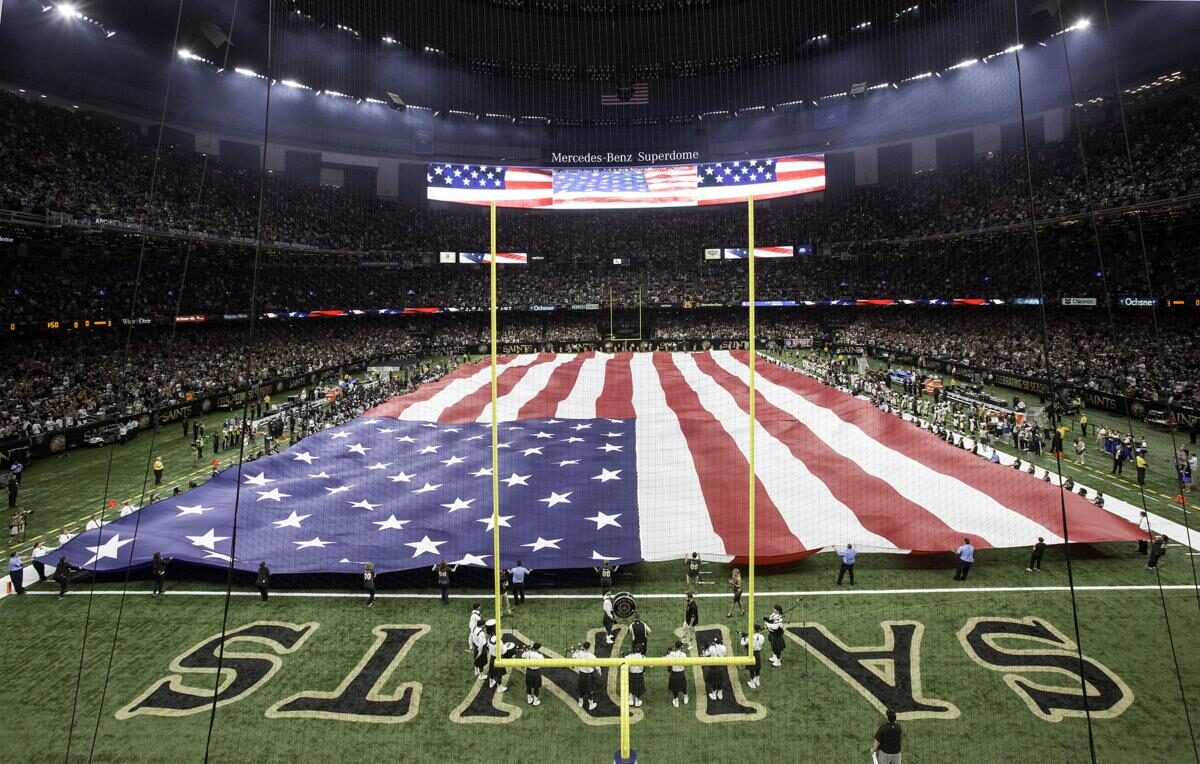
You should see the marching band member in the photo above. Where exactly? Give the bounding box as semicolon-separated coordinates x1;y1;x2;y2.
741;625;766;688
626;648;646;707
524;642;544;706
573;641;598;710
666;641;689;707
602;591;617;644
703;636;727;701
765;604;785;667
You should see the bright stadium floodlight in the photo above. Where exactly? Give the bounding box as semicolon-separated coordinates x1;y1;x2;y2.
947;58;979;71
56;3;82;19
280;79;308;90
234;67;257;77
1075;18;1090;29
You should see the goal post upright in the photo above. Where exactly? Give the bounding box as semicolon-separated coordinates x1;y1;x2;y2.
490;201;503;637
490;202;753;764
746;195;757;649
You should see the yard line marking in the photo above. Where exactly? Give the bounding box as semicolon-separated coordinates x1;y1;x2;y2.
18;583;1200;600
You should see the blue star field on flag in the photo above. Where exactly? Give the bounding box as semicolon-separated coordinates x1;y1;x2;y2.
427;164;507;189
55;417;641;574
696;158;776;185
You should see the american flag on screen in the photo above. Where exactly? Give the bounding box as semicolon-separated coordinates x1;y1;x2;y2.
601;81;650;107
56;351;1141;575
426;164;555;208
426;155;825;209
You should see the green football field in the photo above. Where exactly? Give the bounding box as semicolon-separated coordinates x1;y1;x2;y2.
2;354;1199;762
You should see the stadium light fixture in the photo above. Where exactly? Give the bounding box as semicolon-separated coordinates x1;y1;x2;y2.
852;21;871;31
946;58;979;71
56;3;82;19
280;79;309;90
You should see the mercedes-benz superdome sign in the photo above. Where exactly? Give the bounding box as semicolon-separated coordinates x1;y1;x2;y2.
426;154;825;210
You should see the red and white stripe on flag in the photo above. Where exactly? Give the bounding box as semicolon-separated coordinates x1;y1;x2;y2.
367;351;1143;563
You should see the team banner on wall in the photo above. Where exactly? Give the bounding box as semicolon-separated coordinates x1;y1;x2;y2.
426;155;826;209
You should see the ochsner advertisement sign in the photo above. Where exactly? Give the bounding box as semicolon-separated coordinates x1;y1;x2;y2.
1119;297;1158;307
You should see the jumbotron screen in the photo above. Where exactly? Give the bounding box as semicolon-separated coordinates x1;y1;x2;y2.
426;154;825;209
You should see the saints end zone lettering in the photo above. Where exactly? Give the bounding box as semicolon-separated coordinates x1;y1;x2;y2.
451;628;636;726
785;621;960;720
958;617;1133;723
116;622;318;719
265;625;429;723
689;625;766;724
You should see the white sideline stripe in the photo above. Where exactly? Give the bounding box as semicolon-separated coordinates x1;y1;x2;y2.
17;584;1200;599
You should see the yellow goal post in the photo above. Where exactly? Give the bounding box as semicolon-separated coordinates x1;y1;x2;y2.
487;199;760;761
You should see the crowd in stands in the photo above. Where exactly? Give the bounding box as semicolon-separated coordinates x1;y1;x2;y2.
1;80;1198;446
1;304;1196;445
2;221;1198;323
1;86;1199;258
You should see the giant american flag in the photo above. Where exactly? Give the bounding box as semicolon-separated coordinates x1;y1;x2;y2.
55;352;1141;575
426;156;825;209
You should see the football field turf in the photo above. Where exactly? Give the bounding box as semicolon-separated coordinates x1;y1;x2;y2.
3;356;1199;762
2;552;1199;763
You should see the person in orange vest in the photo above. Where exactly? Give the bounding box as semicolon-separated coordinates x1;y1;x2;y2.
153;456;164;485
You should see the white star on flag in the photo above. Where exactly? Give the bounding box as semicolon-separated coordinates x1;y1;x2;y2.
557;460;580;467
571;423;592;431
452;553;491;566
396;435;416;443
471;467;493;477
598;443;624;453
405;535;448;557
272;511;311;529
591;550;621;561
538;491;573;508
418;445;441;454
175;504;213;517
256;488;291;502
366;462;393;470
442;427;462;433
607;419;625;423
497;441;512;449
440;455;466;466
545;419;562;424
440;497;475;513
330;431;351;440
585;511;623;529
533;432;554;439
324;485;352;495
373;514;410;531
294;537;335;549
187;528;230;550
521;447;544;456
603;432;625;438
292;451;318;464
477;514;514;531
346;443;371;455
83;533;134;566
501;473;531;487
465;434;486;441
591;468;622;482
377;427;397;434
388;472;415;483
521;537;563;552
308;471;332;479
349;499;382;511
563;437;585;444
412;482;443;494
244;472;275;486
